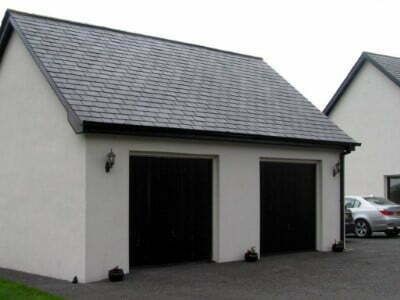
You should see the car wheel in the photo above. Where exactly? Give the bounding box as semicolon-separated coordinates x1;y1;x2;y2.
385;230;399;237
355;219;371;238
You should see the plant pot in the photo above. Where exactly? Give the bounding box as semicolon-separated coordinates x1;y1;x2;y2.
108;267;125;282
245;252;258;262
332;242;344;253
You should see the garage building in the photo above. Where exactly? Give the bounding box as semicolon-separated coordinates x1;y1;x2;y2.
0;10;358;282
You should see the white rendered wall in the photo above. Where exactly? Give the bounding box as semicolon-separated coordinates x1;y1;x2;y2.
0;33;86;282
329;62;400;197
85;135;341;282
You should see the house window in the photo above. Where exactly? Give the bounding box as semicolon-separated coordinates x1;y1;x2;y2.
387;176;400;204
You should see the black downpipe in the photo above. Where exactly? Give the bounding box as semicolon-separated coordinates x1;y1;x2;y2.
340;152;345;242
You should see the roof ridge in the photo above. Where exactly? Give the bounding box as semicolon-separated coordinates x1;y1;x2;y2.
6;9;263;61
363;51;400;60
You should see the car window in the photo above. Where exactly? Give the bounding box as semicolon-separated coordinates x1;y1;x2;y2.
353;200;361;208
345;198;355;208
364;197;395;206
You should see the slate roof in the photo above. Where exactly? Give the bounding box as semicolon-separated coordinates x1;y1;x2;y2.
325;52;400;116
366;52;400;80
1;10;357;147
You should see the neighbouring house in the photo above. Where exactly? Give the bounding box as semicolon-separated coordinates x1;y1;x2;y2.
325;52;400;203
0;9;358;283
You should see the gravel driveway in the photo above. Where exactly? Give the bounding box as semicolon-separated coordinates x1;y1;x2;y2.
1;234;400;299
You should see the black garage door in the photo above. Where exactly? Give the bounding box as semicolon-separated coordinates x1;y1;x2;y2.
260;161;316;254
130;156;212;266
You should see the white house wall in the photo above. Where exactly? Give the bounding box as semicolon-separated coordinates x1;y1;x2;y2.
329;62;400;196
85;135;341;282
0;33;87;282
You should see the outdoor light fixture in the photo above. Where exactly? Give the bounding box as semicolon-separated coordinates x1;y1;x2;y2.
332;161;341;177
105;149;116;173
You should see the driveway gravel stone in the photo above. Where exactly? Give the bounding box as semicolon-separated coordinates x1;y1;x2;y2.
1;234;399;299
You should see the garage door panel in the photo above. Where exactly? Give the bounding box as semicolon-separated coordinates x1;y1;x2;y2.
260;161;316;254
130;156;212;266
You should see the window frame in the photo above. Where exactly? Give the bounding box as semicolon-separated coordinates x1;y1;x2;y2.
386;175;400;203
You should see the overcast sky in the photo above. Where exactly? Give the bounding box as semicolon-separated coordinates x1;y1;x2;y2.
1;0;399;110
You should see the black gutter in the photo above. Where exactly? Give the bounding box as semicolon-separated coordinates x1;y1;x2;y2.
83;121;360;151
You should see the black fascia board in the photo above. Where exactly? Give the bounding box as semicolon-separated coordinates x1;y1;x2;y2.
0;13;13;66
82;121;359;152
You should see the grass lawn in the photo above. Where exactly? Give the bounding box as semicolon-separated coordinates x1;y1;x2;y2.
0;277;63;300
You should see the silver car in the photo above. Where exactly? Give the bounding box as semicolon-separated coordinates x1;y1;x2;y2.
345;196;400;238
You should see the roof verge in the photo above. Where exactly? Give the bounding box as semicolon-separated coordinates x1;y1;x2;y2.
324;52;400;115
0;10;83;132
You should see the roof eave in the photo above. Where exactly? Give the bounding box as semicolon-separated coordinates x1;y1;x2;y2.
82;121;360;152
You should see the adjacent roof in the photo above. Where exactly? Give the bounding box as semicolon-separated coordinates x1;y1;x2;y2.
0;9;357;148
324;52;400;116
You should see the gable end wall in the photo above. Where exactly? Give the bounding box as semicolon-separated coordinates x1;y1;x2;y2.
329;62;400;196
0;32;87;282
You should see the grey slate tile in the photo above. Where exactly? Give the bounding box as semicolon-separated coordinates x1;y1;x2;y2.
8;10;355;144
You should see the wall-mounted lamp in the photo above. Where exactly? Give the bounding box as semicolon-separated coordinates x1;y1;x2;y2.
105;149;116;173
332;161;341;177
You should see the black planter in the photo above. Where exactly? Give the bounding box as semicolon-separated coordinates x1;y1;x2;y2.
245;252;259;262
332;242;344;252
108;267;125;282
